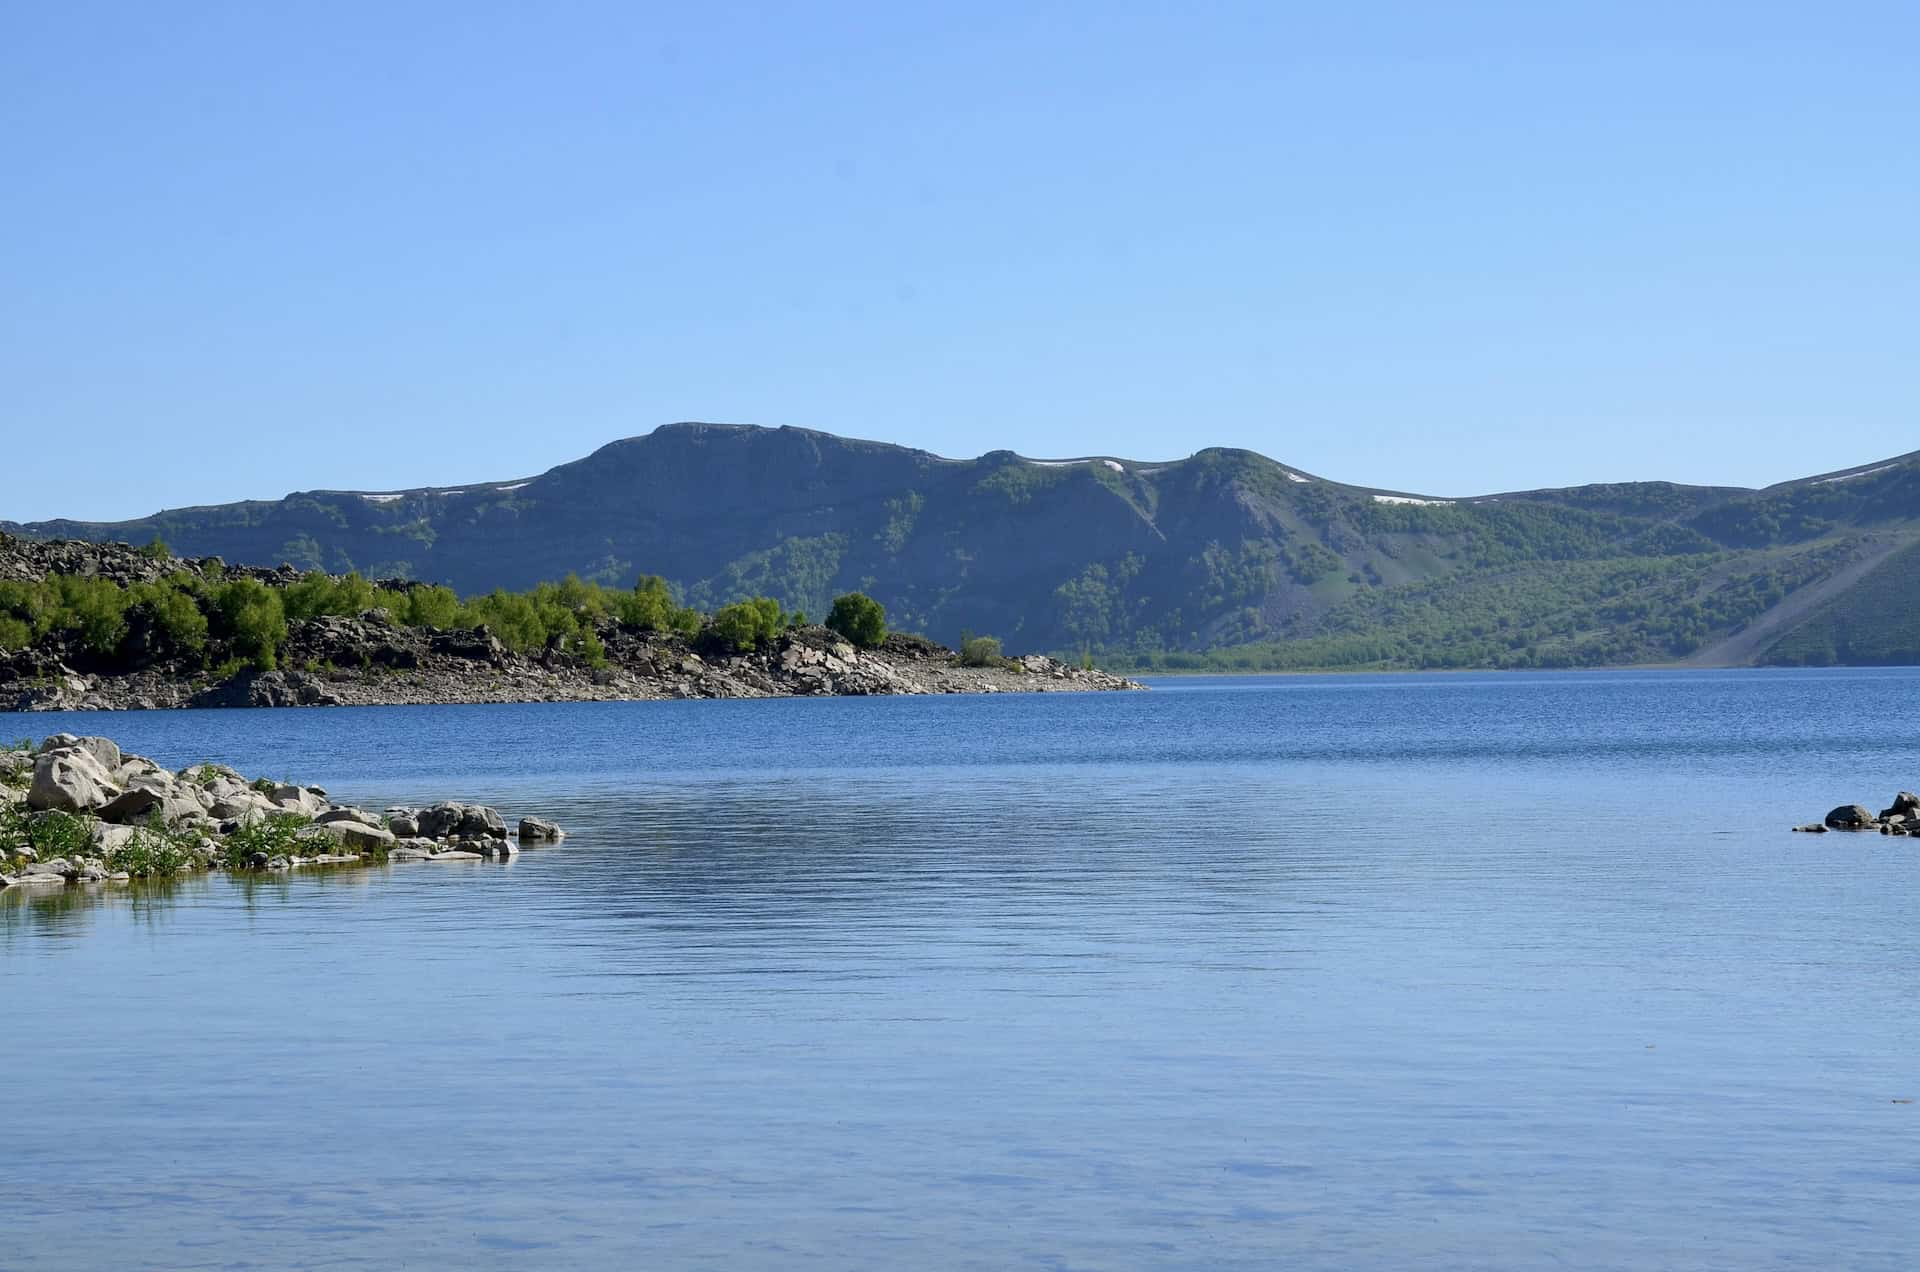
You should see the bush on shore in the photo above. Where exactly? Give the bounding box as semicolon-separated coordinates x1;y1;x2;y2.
958;635;1006;668
825;592;887;648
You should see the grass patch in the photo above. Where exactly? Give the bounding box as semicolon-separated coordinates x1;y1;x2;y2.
104;816;203;877
0;803;96;867
218;813;311;870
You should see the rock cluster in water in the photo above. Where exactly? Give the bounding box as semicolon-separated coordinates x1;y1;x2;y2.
1793;791;1920;835
0;734;563;888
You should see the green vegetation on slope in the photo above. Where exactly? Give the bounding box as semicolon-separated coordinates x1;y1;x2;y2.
1760;540;1920;667
1106;541;1861;672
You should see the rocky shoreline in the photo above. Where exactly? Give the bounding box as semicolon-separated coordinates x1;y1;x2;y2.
2;734;563;889
1793;791;1920;835
0;536;1143;710
7;621;1141;710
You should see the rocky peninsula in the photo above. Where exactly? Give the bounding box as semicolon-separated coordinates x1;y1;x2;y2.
1;733;562;888
0;535;1141;711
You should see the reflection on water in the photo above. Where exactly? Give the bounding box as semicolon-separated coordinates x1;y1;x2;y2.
5;669;1920;1271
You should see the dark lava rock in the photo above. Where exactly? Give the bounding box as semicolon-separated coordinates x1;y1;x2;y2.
1825;804;1877;831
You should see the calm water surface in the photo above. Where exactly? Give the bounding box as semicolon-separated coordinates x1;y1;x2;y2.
5;669;1919;1270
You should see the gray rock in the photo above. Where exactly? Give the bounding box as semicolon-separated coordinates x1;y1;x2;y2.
1792;823;1829;834
414;802;468;839
387;813;419;837
209;791;275;822
269;784;327;817
300;821;395;852
518;817;564;842
427;849;484;861
64;736;123;772
1879;792;1920;821
314;807;383;829
1825;804;1877;831
91;824;138;851
462;806;507;839
98;784;203;829
113;755;169;784
28;747;121;813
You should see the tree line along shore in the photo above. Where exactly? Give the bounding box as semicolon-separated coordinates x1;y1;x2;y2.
0;535;1141;710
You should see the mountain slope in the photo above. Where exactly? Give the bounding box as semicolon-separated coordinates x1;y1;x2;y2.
8;422;1920;666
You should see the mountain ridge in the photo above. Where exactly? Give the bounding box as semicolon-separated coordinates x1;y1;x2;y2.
8;422;1920;668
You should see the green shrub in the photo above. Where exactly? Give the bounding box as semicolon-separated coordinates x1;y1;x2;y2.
826;592;887;648
219;813;309;870
55;576;131;654
0;804;95;864
210;579;287;671
459;589;548;652
710;597;787;652
958;635;1005;668
125;578;209;655
613;575;700;635
138;537;172;561
105;816;200;877
394;583;461;628
572;627;609;667
0;580;57;644
282;571;376;622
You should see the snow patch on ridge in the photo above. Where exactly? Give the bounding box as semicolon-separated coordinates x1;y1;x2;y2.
360;493;406;504
1372;494;1454;507
1814;463;1897;485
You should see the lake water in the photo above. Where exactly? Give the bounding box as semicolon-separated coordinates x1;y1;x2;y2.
6;669;1919;1270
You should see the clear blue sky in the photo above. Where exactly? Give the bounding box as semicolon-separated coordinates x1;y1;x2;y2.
4;2;1915;520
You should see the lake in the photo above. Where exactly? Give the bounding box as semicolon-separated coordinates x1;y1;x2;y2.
6;669;1919;1270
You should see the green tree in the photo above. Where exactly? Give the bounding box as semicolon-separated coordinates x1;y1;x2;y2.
282;570;376;621
211;579;287;671
825;592;886;648
709;596;786;652
55;576;131;655
394;583;461;628
126;579;208;655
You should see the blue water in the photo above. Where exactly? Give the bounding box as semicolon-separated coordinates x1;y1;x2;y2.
5;669;1920;1270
